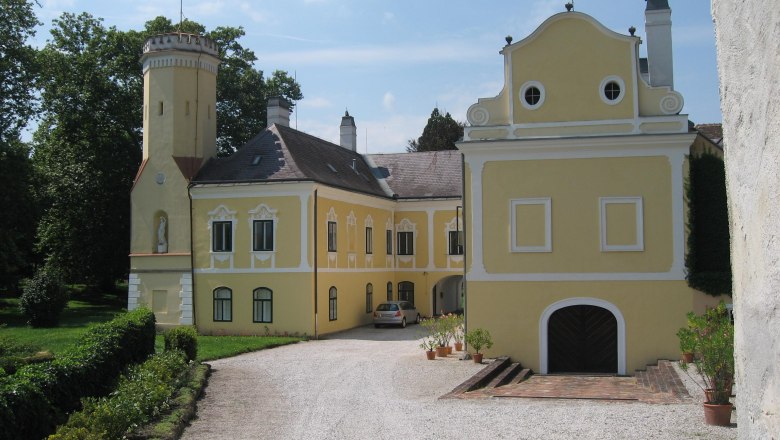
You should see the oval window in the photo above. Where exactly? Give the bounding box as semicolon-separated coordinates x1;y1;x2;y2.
519;81;545;110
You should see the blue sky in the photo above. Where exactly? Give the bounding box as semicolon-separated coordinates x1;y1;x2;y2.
32;0;721;153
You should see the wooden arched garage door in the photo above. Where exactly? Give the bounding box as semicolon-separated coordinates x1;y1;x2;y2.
547;305;617;374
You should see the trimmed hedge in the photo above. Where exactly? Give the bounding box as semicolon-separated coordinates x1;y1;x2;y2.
19;268;68;327
0;308;156;440
50;350;189;440
685;153;732;296
163;326;198;362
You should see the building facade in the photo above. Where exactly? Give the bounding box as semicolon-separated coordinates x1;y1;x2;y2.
129;1;727;374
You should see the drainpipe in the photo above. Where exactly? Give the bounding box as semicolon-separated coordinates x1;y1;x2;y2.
313;188;319;340
461;153;468;352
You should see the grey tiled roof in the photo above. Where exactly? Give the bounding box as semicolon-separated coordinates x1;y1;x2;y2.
194;124;387;197
695;123;724;146
194;124;463;199
368;150;462;198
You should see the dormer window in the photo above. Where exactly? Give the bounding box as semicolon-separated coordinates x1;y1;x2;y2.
599;76;626;105
251;154;262;166
519;81;545;110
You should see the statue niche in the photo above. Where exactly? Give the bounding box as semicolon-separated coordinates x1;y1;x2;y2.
156;214;168;253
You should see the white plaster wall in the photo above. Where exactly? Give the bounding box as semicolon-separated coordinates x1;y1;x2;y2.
711;1;780;437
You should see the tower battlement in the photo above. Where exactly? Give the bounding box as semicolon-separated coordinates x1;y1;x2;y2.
143;33;219;57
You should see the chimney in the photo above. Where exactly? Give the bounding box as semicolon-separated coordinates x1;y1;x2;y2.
267;96;290;127
340;110;357;151
644;0;674;87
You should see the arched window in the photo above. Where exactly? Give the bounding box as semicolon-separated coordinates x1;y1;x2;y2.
386;281;393;301
253;288;272;323
398;281;414;306
366;283;373;313
213;287;232;321
329;287;338;321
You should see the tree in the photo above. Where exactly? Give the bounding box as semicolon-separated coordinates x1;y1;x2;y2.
407;108;464;152
0;0;40;289
33;13;144;288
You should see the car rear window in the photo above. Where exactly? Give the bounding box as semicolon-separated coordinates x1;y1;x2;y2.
376;303;399;311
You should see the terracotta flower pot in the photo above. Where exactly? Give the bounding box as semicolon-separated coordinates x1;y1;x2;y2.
703;403;733;426
425;350;436;360
681;352;694;363
445;346;452;355
435;346;448;357
454;342;463;352
472;353;483;363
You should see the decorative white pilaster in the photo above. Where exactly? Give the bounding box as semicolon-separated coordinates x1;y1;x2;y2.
179;272;193;325
128;273;141;310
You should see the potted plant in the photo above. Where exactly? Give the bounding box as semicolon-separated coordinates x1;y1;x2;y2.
421;317;448;357
452;315;465;351
464;328;493;363
419;337;437;360
678;302;734;426
676;326;695;363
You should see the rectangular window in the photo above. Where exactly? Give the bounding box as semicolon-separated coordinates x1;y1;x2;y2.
365;227;373;254
386;230;392;255
365;284;373;314
212;221;233;252
213;288;232;322
397;231;414;255
253;288;272;323
253;220;274;251
328;221;337;252
449;231;464;255
329;287;337;321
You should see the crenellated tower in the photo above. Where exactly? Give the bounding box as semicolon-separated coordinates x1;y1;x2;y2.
129;33;220;327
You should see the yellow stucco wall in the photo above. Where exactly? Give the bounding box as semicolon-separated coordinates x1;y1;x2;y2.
466;280;712;373
510;16;635;124
191;195;303;270
481;156;673;273
194;273;314;335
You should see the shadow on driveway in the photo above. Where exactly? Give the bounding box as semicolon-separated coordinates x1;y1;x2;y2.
319;324;428;342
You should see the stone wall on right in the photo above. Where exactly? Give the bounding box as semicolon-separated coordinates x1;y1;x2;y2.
711;1;780;437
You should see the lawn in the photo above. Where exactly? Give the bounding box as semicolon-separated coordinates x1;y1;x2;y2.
2;285;301;361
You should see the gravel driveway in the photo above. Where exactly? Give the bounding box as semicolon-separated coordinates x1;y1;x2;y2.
181;325;736;440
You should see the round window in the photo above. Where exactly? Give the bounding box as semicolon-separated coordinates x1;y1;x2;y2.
604;81;621;101
599;76;626;105
519;81;545;110
524;86;541;106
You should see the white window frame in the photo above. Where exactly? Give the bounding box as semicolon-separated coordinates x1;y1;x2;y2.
600;196;644;252
510;198;552;253
599;75;626;105
208;205;237;268
519;80;546;110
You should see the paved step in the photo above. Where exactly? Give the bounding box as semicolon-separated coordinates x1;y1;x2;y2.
486;362;524;389
634;359;689;399
507;368;532;386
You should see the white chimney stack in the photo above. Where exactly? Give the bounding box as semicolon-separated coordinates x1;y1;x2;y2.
267;96;290;127
645;0;674;88
340;110;357;151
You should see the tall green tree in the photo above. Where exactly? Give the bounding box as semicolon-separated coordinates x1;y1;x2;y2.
33;13;144;288
407;108;464;152
0;0;41;289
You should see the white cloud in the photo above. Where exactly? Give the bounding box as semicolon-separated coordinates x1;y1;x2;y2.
190;1;225;17
239;2;267;23
299;96;332;109
383;11;395;22
382;92;396;111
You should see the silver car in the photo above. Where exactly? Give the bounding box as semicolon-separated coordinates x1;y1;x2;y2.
373;301;420;328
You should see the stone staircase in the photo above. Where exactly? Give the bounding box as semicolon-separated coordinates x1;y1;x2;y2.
442;356;532;398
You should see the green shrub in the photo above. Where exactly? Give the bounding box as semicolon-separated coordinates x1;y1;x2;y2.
19;268;68;327
50;350;188;440
164;326;198;362
464;328;493;354
0;308;156;440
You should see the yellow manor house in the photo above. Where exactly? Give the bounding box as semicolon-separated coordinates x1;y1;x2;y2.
129;1;727;375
